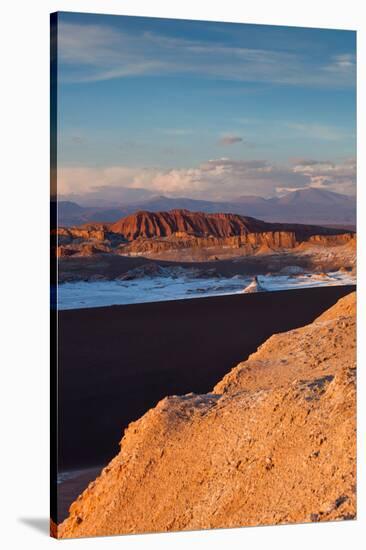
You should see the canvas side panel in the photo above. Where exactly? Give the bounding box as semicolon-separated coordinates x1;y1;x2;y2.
50;11;59;539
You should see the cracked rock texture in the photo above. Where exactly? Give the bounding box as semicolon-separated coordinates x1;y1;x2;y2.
58;292;356;538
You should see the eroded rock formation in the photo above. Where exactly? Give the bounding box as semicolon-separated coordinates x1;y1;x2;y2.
57;292;356;538
54;209;355;259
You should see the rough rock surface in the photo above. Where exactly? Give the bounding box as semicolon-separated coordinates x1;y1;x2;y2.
54;209;355;259
242;276;268;293
122;230;299;256
109;210;350;241
57;292;356;538
110;209;271;239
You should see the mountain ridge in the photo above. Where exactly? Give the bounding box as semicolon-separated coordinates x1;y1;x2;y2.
107;209;351;241
55;188;356;227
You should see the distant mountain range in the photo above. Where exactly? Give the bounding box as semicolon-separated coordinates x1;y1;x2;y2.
55;188;356;228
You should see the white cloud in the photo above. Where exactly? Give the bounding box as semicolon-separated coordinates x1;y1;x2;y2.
325;54;356;72
58;165;159;194
58;156;356;202
58;21;356;88
289;157;356;195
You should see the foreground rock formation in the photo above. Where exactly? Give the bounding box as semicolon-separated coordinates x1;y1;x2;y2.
57;292;356;538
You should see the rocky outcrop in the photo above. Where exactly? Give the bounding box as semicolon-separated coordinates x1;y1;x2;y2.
242;276;267;293
54;210;355;259
57;292;356;538
109;209;274;239
308;233;356;246
109;209;349;242
56;243;111;257
55;225;108;243
121;230;299;256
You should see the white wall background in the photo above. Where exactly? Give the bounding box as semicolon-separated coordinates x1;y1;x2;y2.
0;1;365;548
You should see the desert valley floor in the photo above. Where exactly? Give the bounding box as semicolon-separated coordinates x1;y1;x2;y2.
52;207;356;536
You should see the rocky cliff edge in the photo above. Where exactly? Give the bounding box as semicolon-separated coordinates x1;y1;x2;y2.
57;292;356;538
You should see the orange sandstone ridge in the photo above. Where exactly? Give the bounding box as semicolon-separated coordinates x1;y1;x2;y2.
54;209;355;259
109;209;280;239
57;292;356;538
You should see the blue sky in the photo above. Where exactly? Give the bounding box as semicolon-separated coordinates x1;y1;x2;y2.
56;12;356;205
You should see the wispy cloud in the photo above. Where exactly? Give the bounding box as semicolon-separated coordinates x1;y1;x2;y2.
325;53;356;72
218;134;243;145
70;135;85;144
58;21;356;88
285;122;353;142
158;128;193;136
